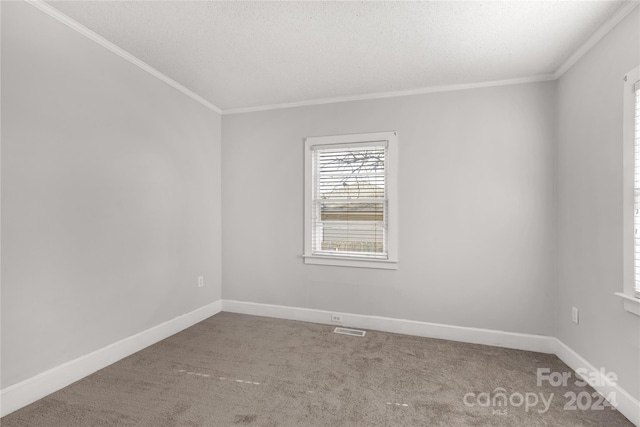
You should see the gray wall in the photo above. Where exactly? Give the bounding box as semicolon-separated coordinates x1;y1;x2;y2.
556;8;640;398
5;0;637;405
1;2;222;389
222;82;557;336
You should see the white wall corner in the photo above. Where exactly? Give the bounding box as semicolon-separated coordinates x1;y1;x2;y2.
0;300;222;418
553;1;640;79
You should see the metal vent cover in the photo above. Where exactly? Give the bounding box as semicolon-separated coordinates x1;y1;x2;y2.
334;327;366;337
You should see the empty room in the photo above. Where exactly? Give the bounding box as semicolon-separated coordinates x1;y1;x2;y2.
1;0;639;426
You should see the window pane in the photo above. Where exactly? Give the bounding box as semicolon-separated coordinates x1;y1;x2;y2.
635;88;640;295
312;145;387;258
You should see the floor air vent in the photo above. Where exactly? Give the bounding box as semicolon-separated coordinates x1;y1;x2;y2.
334;327;366;337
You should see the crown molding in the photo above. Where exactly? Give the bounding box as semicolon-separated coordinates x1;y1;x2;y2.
24;0;639;116
223;0;640;115
554;1;639;79
222;74;556;115
25;0;223;114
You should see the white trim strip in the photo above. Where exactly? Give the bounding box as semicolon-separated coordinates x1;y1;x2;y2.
224;0;637;115
2;300;637;426
24;0;222;114
554;339;640;427
554;1;639;79
311;141;387;151
302;254;393;262
0;300;222;417
222;300;639;426
222;300;556;353
222;74;556;115
23;0;638;116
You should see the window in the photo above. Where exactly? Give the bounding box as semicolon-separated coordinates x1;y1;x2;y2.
633;76;640;299
304;131;398;269
619;66;640;315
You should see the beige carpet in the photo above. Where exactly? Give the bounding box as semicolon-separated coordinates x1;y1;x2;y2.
1;312;633;426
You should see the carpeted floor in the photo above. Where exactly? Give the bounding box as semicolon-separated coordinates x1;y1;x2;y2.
1;312;633;426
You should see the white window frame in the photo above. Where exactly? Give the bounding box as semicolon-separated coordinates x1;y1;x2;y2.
618;65;640;316
303;131;398;269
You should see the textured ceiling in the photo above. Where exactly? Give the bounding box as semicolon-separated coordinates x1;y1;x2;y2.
46;1;629;111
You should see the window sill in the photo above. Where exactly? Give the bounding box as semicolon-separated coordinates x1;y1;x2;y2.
614;292;640;316
303;255;398;270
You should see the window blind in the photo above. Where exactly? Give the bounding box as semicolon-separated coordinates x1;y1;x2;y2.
634;80;640;298
311;143;388;259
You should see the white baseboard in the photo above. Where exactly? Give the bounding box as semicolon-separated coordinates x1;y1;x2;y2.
554;339;640;426
221;300;557;353
3;299;637;426
0;300;222;418
222;300;639;426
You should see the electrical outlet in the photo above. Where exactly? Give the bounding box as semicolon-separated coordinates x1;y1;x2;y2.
331;313;343;323
198;276;204;288
572;307;579;324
